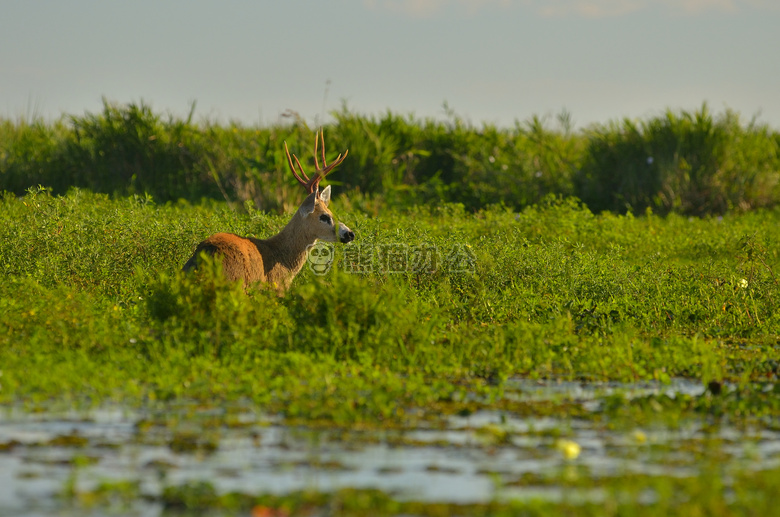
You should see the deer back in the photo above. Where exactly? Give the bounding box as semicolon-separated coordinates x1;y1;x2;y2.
182;232;268;285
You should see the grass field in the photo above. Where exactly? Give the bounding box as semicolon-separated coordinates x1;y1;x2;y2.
1;184;780;515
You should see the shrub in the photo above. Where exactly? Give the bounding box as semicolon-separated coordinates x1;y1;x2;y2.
576;105;780;215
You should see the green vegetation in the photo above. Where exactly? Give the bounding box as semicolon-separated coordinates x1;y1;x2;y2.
2;100;779;215
1;102;780;515
1;187;778;414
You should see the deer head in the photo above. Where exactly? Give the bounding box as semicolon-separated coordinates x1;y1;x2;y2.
285;130;354;244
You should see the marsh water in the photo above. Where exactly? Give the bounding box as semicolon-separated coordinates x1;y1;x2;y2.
2;378;779;516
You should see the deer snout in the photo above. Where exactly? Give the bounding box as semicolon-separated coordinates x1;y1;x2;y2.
339;223;355;244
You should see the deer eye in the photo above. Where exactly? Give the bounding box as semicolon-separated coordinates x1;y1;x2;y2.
319;214;332;225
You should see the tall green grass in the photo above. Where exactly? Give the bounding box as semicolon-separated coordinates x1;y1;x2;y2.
2;100;778;215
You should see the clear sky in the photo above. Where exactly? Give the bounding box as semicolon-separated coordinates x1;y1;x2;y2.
2;0;778;130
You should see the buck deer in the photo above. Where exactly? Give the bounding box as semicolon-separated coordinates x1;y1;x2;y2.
182;130;354;291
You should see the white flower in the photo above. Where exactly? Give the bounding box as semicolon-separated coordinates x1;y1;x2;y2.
739;278;748;289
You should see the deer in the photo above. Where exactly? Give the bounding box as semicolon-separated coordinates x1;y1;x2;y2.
182;130;354;292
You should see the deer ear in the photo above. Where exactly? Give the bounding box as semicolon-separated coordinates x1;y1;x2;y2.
318;185;331;206
299;191;317;218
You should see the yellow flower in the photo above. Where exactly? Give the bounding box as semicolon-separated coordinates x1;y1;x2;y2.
555;439;581;460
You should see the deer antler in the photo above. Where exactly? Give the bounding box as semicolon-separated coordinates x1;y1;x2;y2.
284;130;349;195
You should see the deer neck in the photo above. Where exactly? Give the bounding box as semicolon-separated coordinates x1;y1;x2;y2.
263;215;316;286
